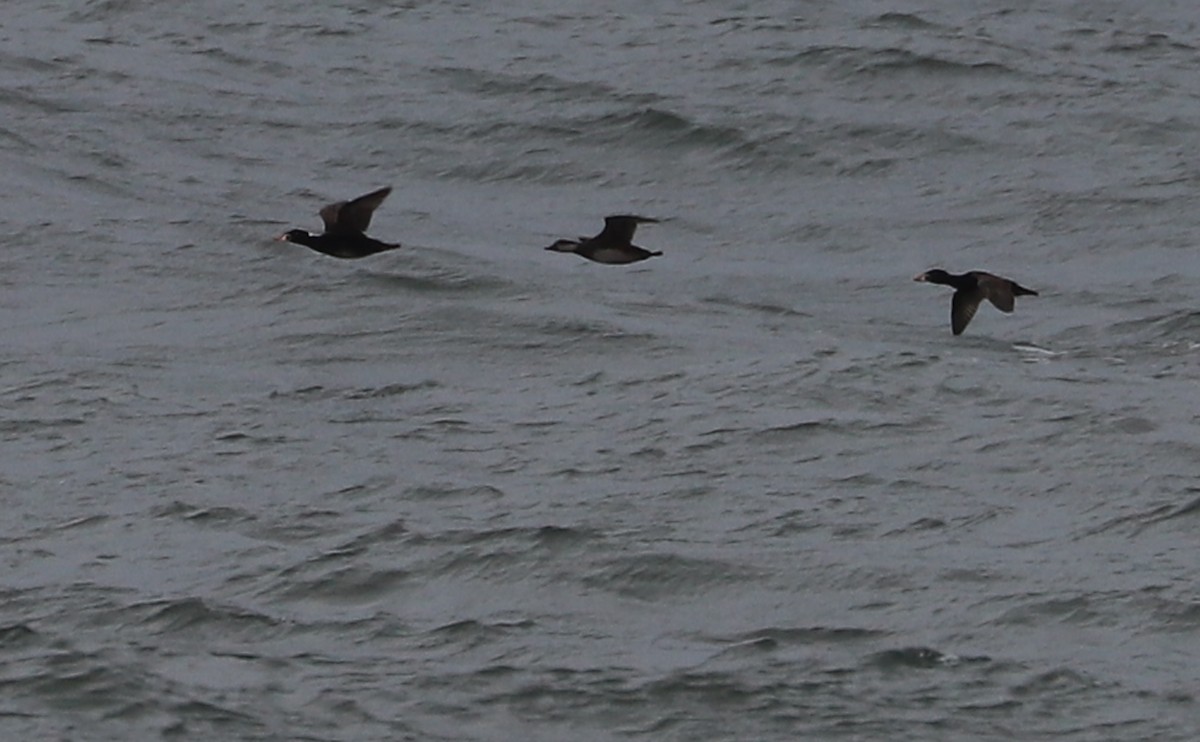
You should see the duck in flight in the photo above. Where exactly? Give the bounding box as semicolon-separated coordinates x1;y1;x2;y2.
545;215;662;265
914;269;1038;335
277;187;400;259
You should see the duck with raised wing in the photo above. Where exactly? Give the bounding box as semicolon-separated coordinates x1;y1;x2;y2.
277;186;400;259
545;215;662;265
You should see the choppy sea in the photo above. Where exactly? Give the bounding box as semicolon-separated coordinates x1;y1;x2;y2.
2;1;1200;739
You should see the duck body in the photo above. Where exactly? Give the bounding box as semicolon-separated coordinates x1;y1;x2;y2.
545;215;662;265
278;186;400;259
545;239;662;265
914;269;1037;335
278;229;399;259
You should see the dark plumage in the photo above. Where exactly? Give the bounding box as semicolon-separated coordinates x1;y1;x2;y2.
545;215;662;265
914;269;1038;335
277;187;400;259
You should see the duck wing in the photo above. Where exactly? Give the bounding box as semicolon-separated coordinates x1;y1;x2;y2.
596;215;658;245
951;288;983;335
320;187;392;235
974;272;1020;313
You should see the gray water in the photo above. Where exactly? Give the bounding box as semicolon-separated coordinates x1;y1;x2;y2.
2;1;1200;739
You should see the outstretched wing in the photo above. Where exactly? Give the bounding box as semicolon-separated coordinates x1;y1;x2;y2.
951;289;982;335
973;274;1015;313
595;215;658;245
320;187;392;234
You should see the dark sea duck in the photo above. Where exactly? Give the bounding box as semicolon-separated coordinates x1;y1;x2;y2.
277;186;400;259
545;215;662;265
914;269;1038;335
